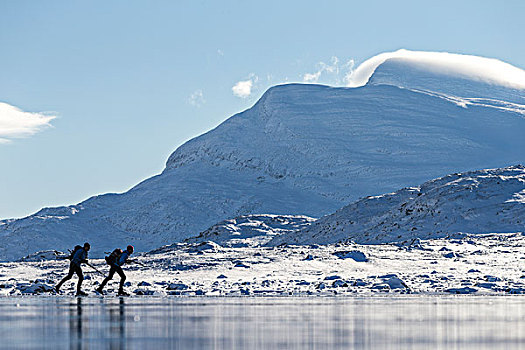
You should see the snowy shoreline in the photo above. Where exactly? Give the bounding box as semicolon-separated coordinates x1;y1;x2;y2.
1;295;525;299
2;232;524;297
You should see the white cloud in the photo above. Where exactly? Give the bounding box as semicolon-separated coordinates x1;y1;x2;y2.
0;102;56;143
345;49;525;89
303;57;355;85
232;74;258;98
303;71;322;83
342;59;356;85
217;49;224;57
232;80;252;98
189;90;205;107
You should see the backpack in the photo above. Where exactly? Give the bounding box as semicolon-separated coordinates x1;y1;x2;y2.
68;245;83;261
105;248;123;265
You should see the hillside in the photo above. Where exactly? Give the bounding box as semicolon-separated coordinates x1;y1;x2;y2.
184;214;315;247
270;165;525;246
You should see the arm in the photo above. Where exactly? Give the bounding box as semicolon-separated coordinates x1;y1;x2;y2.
127;258;146;267
81;250;89;264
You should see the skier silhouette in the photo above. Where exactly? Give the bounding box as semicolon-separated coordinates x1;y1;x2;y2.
55;242;91;296
96;245;134;296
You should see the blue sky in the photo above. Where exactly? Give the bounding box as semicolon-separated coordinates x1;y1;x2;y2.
1;0;524;219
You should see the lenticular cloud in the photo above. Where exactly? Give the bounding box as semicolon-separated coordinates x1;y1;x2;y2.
0;102;56;143
346;49;525;90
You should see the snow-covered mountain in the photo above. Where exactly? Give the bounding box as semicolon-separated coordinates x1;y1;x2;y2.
270;165;525;246
369;58;525;105
1;50;524;261
348;49;525;104
184;214;315;247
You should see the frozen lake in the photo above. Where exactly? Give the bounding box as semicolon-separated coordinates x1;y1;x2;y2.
1;296;524;349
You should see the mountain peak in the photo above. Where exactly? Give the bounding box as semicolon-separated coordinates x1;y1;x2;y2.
348;50;525;102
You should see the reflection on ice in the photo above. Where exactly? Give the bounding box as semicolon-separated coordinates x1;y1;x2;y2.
68;298;127;350
1;296;524;349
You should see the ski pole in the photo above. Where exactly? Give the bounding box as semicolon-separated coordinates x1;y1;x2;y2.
86;262;106;277
128;259;147;267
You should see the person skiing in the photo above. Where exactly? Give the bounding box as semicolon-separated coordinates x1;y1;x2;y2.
55;242;90;296
96;245;134;296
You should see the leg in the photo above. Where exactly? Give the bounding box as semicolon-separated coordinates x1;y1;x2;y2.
56;263;75;290
98;266;116;290
115;266;126;292
74;264;84;294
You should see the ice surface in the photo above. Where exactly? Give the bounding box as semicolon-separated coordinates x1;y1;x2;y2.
2;297;525;350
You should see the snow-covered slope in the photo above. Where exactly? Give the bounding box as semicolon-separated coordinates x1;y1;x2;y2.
368;58;525;105
1;50;524;261
270;165;525;246
184;214;316;247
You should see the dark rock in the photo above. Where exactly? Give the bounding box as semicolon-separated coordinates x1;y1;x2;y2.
445;287;477;294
